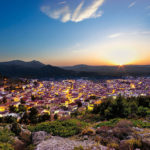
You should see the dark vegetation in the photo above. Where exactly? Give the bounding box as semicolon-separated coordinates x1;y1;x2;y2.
63;64;150;77
28;119;87;137
0;128;14;150
1;60;150;79
93;95;150;120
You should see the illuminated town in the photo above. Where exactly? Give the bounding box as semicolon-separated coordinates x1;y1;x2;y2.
0;77;150;120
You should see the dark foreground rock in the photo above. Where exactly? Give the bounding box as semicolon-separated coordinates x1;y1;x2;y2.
14;137;25;150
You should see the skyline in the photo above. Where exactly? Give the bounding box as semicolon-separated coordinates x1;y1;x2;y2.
0;0;150;66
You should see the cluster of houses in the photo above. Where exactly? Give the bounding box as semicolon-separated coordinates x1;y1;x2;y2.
0;77;150;120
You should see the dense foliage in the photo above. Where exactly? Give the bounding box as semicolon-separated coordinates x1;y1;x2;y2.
95;118;150;129
0;128;14;150
93;95;150;120
28;119;87;137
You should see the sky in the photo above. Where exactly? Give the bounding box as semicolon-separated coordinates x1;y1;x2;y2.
0;0;150;66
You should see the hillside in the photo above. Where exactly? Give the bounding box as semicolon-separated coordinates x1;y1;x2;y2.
1;60;150;79
62;64;150;77
0;60;75;78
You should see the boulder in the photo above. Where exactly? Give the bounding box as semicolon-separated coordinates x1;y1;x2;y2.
32;131;50;145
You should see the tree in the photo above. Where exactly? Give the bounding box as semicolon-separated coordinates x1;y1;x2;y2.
31;95;36;101
18;104;26;113
11;123;21;135
20;98;26;104
39;113;50;122
76;100;82;108
4;116;17;123
29;107;38;123
20;111;29;124
9;105;17;113
2;97;7;104
138;106;148;117
54;114;58;120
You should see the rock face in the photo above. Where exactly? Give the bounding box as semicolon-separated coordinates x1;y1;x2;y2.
35;136;109;150
19;128;31;143
32;131;50;145
14;137;25;150
141;134;150;150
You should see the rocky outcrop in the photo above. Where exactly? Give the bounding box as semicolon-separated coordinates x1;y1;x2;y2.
32;131;50;145
35;136;109;150
19;128;31;143
14;137;25;150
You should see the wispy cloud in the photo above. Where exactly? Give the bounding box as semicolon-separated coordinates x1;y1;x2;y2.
128;1;136;8
41;0;105;23
108;31;150;39
59;1;66;5
41;5;71;22
108;33;122;38
71;0;104;22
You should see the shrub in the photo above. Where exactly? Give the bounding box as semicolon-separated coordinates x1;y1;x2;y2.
137;106;148;117
74;145;84;150
81;127;95;136
96;126;112;137
95;118;120;128
112;120;133;140
107;142;119;150
94;136;101;144
0;143;14;150
0;128;14;143
25;144;35;150
0;128;14;150
131;119;150;128
112;127;132;140
28;119;87;137
116;120;133;128
125;138;142;149
11;123;21;135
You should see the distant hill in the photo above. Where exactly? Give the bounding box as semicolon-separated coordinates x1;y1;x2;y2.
0;60;75;79
62;64;150;77
1;60;150;79
0;60;45;68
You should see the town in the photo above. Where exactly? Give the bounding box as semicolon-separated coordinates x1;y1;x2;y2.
0;76;150;121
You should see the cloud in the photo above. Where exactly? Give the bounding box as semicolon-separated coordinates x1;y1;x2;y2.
128;1;136;8
41;5;71;22
59;1;66;5
108;33;122;38
108;31;150;39
72;0;104;22
41;0;105;23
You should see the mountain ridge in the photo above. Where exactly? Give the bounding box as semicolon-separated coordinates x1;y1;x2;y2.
1;60;150;78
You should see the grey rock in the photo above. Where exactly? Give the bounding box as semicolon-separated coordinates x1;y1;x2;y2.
32;131;50;145
35;136;109;150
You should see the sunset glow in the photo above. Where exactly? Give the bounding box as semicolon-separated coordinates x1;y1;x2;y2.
0;0;150;66
106;49;137;66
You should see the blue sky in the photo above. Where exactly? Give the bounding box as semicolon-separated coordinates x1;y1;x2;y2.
0;0;150;66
